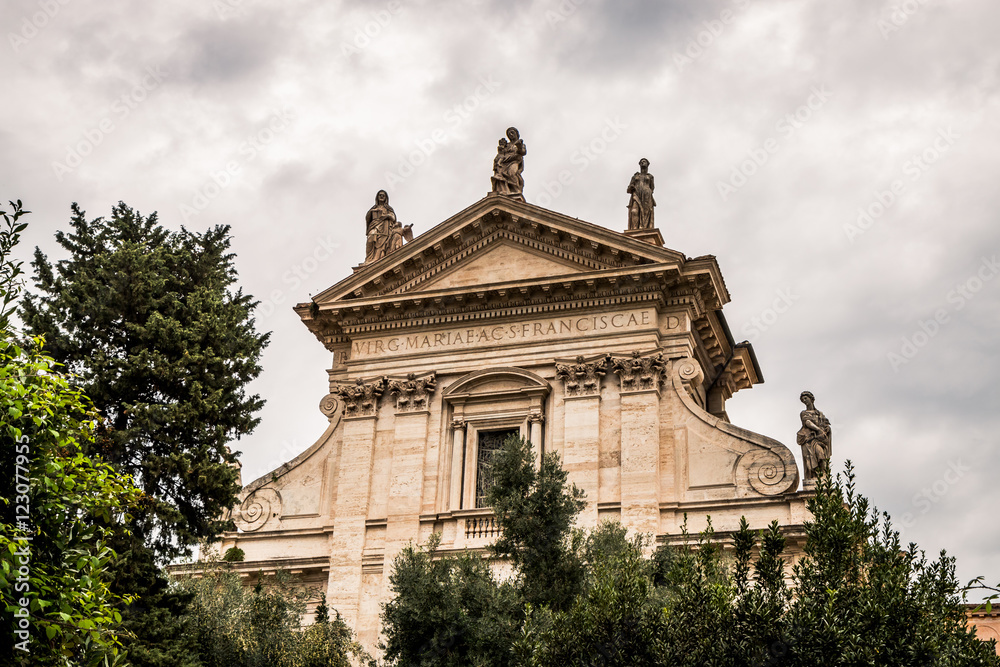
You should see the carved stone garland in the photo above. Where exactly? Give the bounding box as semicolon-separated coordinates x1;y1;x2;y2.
388;372;437;412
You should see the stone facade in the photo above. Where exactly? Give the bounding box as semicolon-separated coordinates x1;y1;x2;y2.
215;192;821;653
969;606;1000;654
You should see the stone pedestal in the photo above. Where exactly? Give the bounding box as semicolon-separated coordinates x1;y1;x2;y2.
624;228;664;247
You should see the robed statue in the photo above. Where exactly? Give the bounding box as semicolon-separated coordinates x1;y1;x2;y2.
627;158;655;230
797;391;832;479
491;127;526;200
365;190;412;263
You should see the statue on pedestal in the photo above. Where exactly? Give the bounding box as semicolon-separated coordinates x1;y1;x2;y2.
365;190;411;263
491;127;526;200
797;391;831;479
627;158;655;230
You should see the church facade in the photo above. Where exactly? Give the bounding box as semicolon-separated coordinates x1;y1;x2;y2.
215;133;828;652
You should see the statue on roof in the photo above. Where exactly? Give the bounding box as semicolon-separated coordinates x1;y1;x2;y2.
365;190;412;263
491;127;526;200
797;391;832;479
627;158;656;230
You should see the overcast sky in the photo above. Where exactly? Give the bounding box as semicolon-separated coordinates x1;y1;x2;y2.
3;0;997;593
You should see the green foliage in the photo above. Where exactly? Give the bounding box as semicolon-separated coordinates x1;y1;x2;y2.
314;592;330;624
485;434;586;611
785;462;997;666
382;436;999;666
380;533;521;667
0;200;30;329
24;201;269;562
176;564;362;667
516;524;662;667
1;202;142;665
222;546;245;563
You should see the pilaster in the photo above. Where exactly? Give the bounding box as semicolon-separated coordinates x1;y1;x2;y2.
327;378;384;628
612;351;667;537
556;355;607;527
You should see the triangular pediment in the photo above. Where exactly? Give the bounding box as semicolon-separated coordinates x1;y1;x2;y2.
413;240;588;292
310;196;689;306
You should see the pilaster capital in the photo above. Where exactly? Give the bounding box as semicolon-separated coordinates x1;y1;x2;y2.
610;350;667;393
333;377;387;418
555;354;608;396
388;372;437;412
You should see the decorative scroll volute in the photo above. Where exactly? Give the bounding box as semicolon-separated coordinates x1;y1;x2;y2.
234;488;282;532
388;372;437;412
319;393;341;419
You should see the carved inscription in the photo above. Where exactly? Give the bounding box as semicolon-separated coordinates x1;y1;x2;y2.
351;309;655;359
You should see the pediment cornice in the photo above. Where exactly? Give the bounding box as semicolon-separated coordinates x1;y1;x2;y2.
296;196;735;362
311;196;697;304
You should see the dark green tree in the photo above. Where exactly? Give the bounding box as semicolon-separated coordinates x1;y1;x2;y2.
23;202;269;664
381;432;999;666
23;201;269;561
380;534;520;667
784;463;997;666
1;200;142;665
177;564;362;667
485;434;586;612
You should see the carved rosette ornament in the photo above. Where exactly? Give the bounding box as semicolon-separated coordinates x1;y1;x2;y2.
234;488;282;532
610;350;667;392
388;372;437;412
555;355;608;396
334;377;387;417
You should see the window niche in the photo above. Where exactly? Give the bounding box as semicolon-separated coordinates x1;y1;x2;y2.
441;367;550;512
